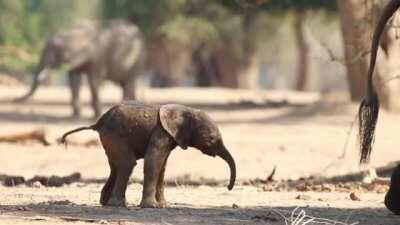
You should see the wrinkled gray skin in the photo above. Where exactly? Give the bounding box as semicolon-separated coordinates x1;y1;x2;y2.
60;102;236;208
15;21;145;119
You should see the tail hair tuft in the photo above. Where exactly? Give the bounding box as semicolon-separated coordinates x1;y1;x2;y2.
358;92;380;164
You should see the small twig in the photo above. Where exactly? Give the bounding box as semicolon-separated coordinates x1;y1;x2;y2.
340;113;358;159
267;166;277;182
56;138;99;148
60;217;98;223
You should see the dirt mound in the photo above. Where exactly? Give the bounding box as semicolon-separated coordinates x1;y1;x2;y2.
0;172;81;187
249;177;389;194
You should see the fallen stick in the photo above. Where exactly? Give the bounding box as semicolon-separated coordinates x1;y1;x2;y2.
0;129;50;146
267;166;277;182
57;138;100;148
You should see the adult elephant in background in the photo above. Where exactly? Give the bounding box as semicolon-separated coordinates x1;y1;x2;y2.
14;20;145;119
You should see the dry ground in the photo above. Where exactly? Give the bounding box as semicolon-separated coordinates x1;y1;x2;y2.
0;84;399;225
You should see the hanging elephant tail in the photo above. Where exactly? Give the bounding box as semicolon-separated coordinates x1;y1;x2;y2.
216;145;236;190
358;95;379;164
358;0;400;164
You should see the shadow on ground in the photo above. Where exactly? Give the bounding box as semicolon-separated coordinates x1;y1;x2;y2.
0;97;350;126
216;102;355;126
0;203;397;225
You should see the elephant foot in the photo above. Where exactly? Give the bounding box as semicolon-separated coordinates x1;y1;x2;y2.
157;199;167;208
105;196;126;207
139;198;159;208
385;192;400;215
70;112;81;120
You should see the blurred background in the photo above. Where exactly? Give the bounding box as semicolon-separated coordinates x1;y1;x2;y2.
1;0;400;103
1;0;400;181
2;0;400;107
0;0;348;96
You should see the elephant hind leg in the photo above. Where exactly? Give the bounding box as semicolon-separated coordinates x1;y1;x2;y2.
87;74;102;119
68;72;82;118
108;158;136;207
100;133;136;207
100;160;117;206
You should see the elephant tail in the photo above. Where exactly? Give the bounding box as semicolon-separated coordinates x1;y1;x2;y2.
60;125;97;144
217;146;236;190
358;0;400;164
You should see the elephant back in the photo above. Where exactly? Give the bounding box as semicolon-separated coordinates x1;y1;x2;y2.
97;102;159;158
99;21;145;82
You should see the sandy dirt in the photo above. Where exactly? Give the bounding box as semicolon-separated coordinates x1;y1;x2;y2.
0;84;399;225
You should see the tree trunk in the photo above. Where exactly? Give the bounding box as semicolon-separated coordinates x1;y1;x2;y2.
191;9;260;89
238;9;259;89
294;10;310;91
337;0;370;100
238;54;259;89
212;46;240;88
147;37;172;87
337;0;400;110
192;47;218;87
147;37;189;87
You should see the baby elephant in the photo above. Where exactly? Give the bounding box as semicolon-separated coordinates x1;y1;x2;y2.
61;102;236;208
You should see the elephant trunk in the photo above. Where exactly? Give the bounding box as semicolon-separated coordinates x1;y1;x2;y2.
14;68;49;102
216;146;236;190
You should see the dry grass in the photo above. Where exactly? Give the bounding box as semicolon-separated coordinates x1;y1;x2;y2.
270;207;359;225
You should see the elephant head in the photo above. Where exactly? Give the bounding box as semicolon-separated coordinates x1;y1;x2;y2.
159;104;236;190
14;21;98;102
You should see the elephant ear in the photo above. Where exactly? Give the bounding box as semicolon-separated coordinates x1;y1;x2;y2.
159;104;193;150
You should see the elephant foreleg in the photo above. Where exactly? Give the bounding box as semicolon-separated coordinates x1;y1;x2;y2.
155;152;170;208
87;75;101;119
68;72;82;118
100;160;117;206
140;128;173;208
